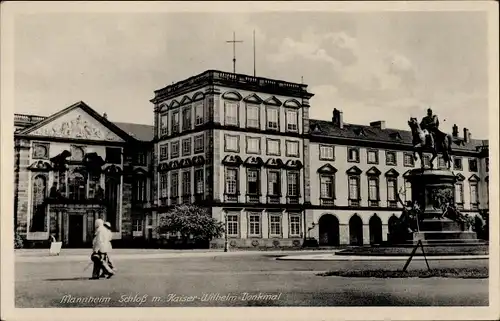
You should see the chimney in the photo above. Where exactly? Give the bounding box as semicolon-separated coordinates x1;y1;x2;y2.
452;124;459;137
332;108;344;129
103;113;108;119
370;121;386;130
463;128;470;143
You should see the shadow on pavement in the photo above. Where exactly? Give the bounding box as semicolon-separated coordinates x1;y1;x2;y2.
46;277;92;281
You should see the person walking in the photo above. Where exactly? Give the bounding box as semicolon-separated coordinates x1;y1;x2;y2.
90;219;114;279
103;221;115;272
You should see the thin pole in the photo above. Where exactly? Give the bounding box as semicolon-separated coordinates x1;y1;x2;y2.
253;30;256;76
226;32;243;73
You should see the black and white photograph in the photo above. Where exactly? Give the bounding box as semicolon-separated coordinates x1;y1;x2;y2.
1;1;498;321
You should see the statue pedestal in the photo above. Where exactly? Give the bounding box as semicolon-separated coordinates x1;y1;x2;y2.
404;168;479;245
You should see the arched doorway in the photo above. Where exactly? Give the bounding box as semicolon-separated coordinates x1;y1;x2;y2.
318;214;340;246
369;214;383;245
349;214;363;246
388;215;399;236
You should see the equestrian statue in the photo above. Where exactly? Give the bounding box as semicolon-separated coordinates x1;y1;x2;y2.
407;108;453;169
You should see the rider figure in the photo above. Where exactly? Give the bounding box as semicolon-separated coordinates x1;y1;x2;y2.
420;108;439;150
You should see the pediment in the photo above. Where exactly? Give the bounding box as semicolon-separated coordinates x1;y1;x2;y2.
243;156;264;167
28;160;53;172
180;95;192;105
192;155;205;166
103;164;122;175
468;174;480;182
222;155;243;166
284;159;303;169
385;168;400;177
83;152;106;172
169;160;180;169
180;158;192;168
455;173;465;181
22;103;126;143
192;92;205;102
158;162;170;172
366;166;381;176
264;96;282;106
346;166;362;175
403;170;412;178
169;100;181;108
243;93;263;104
133;167;149;176
317;164;337;174
264;158;284;169
283;99;301;108
222;91;243;101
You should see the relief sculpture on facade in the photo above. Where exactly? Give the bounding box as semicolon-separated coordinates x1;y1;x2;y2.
32;115;119;141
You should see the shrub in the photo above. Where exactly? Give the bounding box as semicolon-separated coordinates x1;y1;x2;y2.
14;232;24;249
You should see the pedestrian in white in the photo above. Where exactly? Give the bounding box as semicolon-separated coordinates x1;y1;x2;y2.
90;219;114;279
103;221;116;271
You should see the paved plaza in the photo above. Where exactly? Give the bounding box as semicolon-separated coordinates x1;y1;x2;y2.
15;249;489;307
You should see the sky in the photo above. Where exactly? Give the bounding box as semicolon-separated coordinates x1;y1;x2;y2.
14;10;490;138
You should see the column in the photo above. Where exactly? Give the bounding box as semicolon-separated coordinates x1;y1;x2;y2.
260;168;267;204
382;224;389;242
261;210;269;239
240;209;247;239
282;210;289;238
362;224;370;245
339;224;349;245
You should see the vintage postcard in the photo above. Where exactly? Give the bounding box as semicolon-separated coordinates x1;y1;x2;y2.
1;1;498;321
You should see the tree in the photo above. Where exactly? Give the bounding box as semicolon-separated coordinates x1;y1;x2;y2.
156;204;225;246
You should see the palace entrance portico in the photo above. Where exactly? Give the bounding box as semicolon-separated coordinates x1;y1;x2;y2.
48;203;107;247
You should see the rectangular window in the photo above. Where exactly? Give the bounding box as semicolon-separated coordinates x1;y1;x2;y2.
368;178;379;201
133;219;143;232
160;173;168;199
405;180;412;202
286;141;299;157
287;171;299;197
160;144;168;160
171;111;179;134
227;214;239;236
266;107;279;130
269;214;282;236
182;171;191;196
225;102;238;126
267;170;280;196
170;172;179;198
88;173;100;199
289;214;301;237
455;183;464;205
225;168;238;195
246;104;260;128
469;159;478;172
286;110;298;132
248;214;261;237
194;134;204;154
182;138;191;156
404;153;415;167
195;103;204;126
423;155;431;168
319;145;334;160
453;157;463;170
171;141;180;158
136;151;147;165
267;139;280;156
246;137;261;154
247;169;260;195
135;177;147;202
105;147;121;164
194;168;204;195
348;176;360;205
387;179;397;208
160;114;168;136
386;151;397;165
182;107;192;131
438;156;446;169
367;150;378;164
347;147;359;162
470;183;478;209
225;135;239;152
320;175;334;199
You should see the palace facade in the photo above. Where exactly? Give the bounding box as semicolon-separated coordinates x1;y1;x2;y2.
14;70;489;248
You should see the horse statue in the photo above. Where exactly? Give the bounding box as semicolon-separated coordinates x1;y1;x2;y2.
407;117;452;169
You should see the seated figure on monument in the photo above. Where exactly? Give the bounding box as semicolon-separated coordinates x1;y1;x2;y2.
419;108;440;151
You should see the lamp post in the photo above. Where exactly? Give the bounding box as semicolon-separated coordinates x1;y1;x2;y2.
224;213;228;252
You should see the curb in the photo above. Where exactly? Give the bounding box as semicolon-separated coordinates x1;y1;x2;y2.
276;255;489;261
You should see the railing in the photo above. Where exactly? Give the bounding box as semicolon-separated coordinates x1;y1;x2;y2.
153;70;310;100
287;196;299;204
267;195;280;204
246;195;260;203
321;199;335;206
14;114;46;124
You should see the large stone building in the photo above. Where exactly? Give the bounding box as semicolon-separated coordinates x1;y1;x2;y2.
14;70;489;248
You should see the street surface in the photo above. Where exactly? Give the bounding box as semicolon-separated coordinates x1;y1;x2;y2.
15;250;488;307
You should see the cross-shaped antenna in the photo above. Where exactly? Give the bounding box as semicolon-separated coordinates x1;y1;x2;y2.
226;32;243;74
